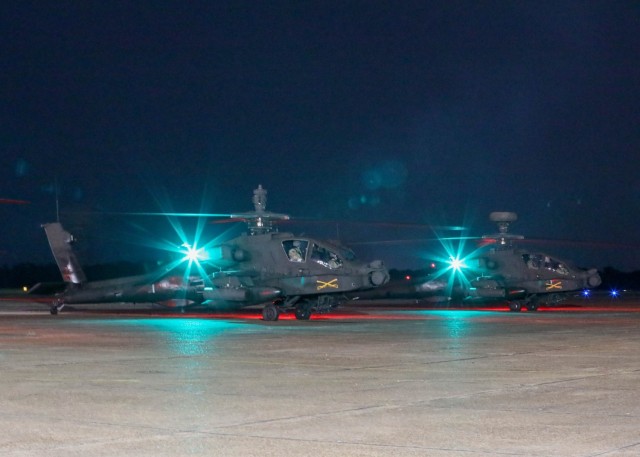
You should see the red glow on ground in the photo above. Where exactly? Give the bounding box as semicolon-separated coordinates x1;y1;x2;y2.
2;294;639;319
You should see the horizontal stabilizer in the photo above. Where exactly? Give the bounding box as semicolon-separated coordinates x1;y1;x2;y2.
28;282;67;295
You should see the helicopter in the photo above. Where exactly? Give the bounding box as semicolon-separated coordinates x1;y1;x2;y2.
34;186;390;320
443;211;602;311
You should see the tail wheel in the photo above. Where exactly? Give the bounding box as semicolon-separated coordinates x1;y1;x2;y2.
50;299;64;315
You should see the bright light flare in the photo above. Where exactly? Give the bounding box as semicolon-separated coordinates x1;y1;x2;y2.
418;232;483;299
181;243;209;263
448;257;466;272
118;182;237;291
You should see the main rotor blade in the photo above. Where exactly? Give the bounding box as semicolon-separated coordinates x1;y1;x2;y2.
63;211;235;218
348;236;479;246
0;198;29;205
280;219;467;231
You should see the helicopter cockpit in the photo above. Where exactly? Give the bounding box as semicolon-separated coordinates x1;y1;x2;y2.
282;239;309;262
310;243;342;269
281;239;345;269
522;253;570;275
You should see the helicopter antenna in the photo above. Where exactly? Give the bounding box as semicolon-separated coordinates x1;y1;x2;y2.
55;176;60;222
253;184;267;212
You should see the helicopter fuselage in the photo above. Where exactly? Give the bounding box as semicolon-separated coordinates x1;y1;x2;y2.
465;247;601;311
200;231;389;318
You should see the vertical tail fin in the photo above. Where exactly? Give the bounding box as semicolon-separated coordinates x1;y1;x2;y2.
42;222;87;284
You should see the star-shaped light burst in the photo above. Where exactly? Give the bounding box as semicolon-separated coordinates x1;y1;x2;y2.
154;212;229;289
129;221;226;291
181;242;210;264
448;256;466;272
118;185;236;290
421;232;486;298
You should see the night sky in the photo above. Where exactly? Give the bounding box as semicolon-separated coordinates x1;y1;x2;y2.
2;1;639;271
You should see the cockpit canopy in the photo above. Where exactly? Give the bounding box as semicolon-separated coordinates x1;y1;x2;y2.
522;253;570;275
281;239;352;270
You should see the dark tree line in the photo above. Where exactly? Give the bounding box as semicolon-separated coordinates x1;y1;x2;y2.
598;267;640;291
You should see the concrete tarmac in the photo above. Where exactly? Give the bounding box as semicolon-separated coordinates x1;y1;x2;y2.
1;297;640;456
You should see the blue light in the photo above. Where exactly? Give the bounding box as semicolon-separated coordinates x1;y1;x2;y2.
581;289;591;298
609;289;619;298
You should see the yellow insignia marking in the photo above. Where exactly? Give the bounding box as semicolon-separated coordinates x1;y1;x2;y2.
317;278;339;290
546;280;563;290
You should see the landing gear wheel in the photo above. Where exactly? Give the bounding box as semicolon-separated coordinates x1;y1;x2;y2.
50;300;63;315
508;302;522;312
262;303;280;321
526;303;539;312
294;305;312;320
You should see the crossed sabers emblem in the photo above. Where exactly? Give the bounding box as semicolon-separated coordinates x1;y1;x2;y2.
317;278;339;290
545;280;563;290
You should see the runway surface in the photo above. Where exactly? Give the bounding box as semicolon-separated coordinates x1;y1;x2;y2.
1;296;640;456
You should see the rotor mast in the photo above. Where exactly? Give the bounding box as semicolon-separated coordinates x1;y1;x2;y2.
483;211;524;248
233;185;290;235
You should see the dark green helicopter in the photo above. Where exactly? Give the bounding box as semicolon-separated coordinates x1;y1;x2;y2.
36;186;390;320
451;212;602;311
198;186;389;320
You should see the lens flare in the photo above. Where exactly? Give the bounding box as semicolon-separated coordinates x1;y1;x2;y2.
417;225;489;298
448;257;466;272
181;243;209;263
116;183;239;292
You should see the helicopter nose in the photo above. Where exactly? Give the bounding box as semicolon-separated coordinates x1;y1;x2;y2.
586;269;602;287
367;260;389;286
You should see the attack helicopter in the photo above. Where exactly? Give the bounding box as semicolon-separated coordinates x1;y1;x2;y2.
190;185;390;320
447;212;602;311
34;186;390;320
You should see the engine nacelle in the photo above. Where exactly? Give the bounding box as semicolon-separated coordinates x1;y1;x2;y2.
220;245;249;262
